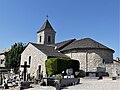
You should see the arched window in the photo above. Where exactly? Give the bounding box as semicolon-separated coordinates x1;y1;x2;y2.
48;36;51;43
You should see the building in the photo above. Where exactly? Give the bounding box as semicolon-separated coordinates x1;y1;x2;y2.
0;49;10;67
20;19;115;78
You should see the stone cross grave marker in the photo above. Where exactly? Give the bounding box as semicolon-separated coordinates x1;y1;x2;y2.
21;61;30;81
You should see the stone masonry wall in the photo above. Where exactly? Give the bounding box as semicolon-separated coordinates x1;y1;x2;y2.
63;49;113;72
37;29;55;44
37;31;45;44
20;43;47;77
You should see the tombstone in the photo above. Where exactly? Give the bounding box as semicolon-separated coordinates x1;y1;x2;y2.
97;67;106;72
27;73;30;81
0;74;3;85
40;71;43;80
112;77;116;80
98;76;103;80
54;80;60;90
37;65;41;80
66;68;73;78
98;72;103;80
21;61;30;89
4;83;9;89
21;61;30;81
89;73;96;77
3;76;9;89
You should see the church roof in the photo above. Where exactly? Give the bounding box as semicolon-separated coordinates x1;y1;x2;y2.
30;43;68;58
37;19;56;33
55;39;76;50
113;59;120;63
56;38;114;52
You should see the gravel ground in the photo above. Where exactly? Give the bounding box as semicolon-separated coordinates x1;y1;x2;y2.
1;77;120;90
62;77;120;90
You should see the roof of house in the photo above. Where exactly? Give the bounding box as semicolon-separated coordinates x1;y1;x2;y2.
37;19;56;33
0;48;10;55
30;42;68;58
55;39;76;50
56;38;114;52
113;59;120;63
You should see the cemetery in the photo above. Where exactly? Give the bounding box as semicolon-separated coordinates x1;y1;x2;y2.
0;19;119;90
0;56;119;90
0;62;120;90
0;60;80;90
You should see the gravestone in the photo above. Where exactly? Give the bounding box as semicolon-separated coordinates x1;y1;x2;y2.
21;61;30;81
21;61;30;89
66;68;73;76
97;67;106;72
66;68;73;78
36;65;41;80
0;74;3;85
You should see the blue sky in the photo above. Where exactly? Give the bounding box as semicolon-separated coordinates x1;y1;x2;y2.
0;0;119;58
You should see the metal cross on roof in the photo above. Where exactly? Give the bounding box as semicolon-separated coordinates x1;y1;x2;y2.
46;14;49;19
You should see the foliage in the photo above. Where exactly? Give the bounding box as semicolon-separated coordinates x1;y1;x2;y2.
5;43;25;73
45;58;80;76
55;74;62;80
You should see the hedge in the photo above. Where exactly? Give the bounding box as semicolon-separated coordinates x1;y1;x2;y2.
45;58;80;76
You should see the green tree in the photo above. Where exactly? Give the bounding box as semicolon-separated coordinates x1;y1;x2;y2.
5;43;25;73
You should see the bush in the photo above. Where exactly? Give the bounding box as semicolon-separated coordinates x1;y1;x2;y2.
55;74;62;80
45;58;80;76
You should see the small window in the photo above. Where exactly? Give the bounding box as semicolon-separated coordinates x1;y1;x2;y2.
29;56;31;65
40;36;42;42
48;36;51;43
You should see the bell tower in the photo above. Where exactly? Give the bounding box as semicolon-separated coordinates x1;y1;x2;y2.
37;19;56;45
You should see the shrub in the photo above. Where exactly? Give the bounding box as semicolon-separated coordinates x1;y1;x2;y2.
55;74;62;80
45;58;80;76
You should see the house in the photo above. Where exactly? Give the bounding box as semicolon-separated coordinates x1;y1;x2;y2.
20;19;115;78
0;49;10;67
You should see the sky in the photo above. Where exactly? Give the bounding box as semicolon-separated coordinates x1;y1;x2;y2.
0;0;119;58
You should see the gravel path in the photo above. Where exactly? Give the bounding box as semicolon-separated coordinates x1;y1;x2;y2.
62;77;120;90
1;77;120;90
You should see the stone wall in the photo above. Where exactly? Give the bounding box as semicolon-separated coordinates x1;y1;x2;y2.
63;49;113;72
37;29;55;44
37;31;45;44
44;29;55;44
114;61;120;76
20;43;47;77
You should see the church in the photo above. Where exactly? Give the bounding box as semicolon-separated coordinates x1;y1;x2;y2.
20;19;115;78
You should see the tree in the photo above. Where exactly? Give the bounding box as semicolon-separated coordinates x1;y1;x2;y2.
5;43;25;73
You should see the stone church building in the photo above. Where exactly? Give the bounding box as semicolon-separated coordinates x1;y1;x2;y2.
20;19;115;78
